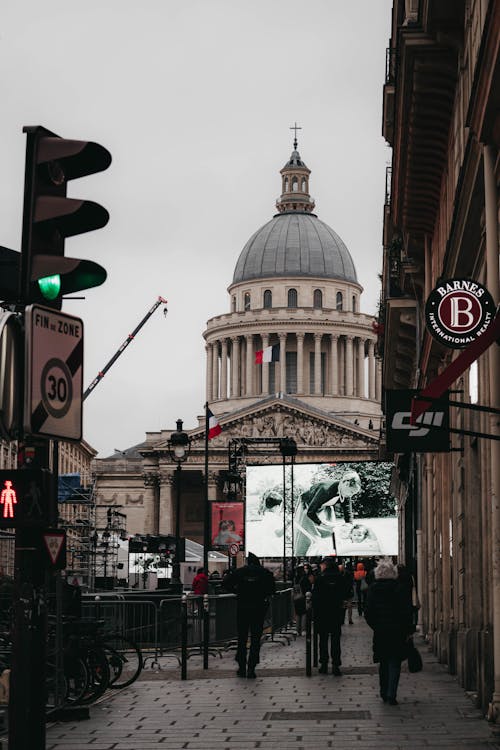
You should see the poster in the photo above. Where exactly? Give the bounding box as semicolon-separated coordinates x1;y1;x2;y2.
245;462;397;558
211;501;245;551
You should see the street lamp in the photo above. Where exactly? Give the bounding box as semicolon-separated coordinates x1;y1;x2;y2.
167;419;191;584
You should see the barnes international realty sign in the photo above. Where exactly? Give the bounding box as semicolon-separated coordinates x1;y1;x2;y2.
425;278;495;349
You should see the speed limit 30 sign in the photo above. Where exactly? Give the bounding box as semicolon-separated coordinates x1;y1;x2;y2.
24;305;84;440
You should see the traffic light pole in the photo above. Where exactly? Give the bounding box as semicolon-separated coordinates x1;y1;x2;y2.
8;443;52;750
6;124;111;749
9;525;48;748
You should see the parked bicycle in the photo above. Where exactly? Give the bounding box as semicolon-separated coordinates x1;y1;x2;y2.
47;616;143;709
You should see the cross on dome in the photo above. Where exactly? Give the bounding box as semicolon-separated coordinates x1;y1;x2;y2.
289;121;302;150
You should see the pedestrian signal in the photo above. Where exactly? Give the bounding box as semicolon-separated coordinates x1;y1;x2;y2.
0;470;55;528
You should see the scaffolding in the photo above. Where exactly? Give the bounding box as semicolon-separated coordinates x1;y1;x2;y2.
92;505;127;589
57;475;97;590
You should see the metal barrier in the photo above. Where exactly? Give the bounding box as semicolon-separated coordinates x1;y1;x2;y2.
78;589;297;679
82;597;159;651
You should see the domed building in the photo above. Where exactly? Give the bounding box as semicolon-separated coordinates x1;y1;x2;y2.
93;138;382;569
204;138;381;424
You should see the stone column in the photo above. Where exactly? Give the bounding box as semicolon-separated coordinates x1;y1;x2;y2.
357;338;365;397
262;334;270;395
231;336;240;397
345;335;354;397
368;340;376;400
205;344;212;403
339;337;345;395
330;334;338;395
158;470;175;535
375;357;382;401
142;464;159;535
296;332;305;395
245;334;254;396
220;338;228;400
212;342;219;400
314;333;322;395
279;333;287;394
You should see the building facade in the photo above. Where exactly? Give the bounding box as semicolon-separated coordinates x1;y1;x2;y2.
379;0;500;718
94;139;383;558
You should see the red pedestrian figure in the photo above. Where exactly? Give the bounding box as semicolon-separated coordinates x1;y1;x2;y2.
0;480;17;519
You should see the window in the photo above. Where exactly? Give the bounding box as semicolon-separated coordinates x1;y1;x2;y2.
313;289;323;309
292;176;298;192
301;178;307;192
231;296;236;312
284;177;289;192
288;288;298;308
244;293;251;311
336;292;343;311
263;289;272;309
352;295;356;312
286;351;297;394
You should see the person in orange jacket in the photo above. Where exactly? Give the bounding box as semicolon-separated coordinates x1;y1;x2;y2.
353;561;368;615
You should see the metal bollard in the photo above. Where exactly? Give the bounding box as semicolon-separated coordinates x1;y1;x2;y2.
181;595;188;680
203;594;209;670
305;591;312;677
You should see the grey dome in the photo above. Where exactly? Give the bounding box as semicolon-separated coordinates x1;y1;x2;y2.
232;212;358;284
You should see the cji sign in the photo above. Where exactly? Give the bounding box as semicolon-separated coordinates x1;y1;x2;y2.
0;469;55;528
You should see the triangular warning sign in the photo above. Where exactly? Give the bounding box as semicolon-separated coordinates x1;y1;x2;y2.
43;532;65;565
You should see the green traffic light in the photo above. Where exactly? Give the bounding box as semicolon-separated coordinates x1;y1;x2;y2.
38;274;61;300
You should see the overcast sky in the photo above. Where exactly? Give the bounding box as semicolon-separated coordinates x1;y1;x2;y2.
1;1;393;458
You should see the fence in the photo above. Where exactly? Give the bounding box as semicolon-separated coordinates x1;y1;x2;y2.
79;587;295;678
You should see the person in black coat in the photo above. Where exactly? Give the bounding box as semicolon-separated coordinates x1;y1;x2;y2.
312;556;351;676
224;552;275;678
364;558;414;705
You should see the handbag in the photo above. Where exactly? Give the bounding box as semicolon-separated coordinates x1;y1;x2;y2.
407;638;423;673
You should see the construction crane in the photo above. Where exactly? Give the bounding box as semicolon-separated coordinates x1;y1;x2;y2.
83;296;168;401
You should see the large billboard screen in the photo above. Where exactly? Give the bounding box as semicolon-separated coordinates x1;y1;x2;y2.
245;462;397;558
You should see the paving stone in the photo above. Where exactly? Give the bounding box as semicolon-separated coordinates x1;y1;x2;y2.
44;618;500;750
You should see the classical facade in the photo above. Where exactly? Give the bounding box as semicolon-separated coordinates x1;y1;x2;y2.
94;138;382;551
379;0;500;718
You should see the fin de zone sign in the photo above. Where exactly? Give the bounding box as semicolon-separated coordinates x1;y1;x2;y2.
24;305;84;440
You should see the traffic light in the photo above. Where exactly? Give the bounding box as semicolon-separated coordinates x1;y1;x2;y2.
0;469;55;529
14;125;111;309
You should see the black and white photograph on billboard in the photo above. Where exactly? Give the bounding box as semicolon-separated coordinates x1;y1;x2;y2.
245;462;397;558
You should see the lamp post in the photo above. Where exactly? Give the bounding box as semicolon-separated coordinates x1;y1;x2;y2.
167;419;191;584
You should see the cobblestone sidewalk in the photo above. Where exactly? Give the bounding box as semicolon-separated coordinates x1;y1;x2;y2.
46;615;500;750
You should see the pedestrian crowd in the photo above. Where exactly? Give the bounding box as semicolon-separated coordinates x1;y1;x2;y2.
220;552;419;706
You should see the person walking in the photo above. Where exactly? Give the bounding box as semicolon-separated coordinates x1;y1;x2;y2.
312;556;350;676
191;567;209;595
338;561;354;625
224;552;275;678
364;558;414;705
353;561;368;615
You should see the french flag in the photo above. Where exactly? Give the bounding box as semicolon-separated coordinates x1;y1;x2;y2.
208;408;222;440
255;344;280;364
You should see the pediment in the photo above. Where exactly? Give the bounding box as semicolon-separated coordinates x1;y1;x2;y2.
186;397;378;453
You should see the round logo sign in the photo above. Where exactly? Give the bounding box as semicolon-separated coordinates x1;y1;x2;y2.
425;279;495;348
228;543;240;557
